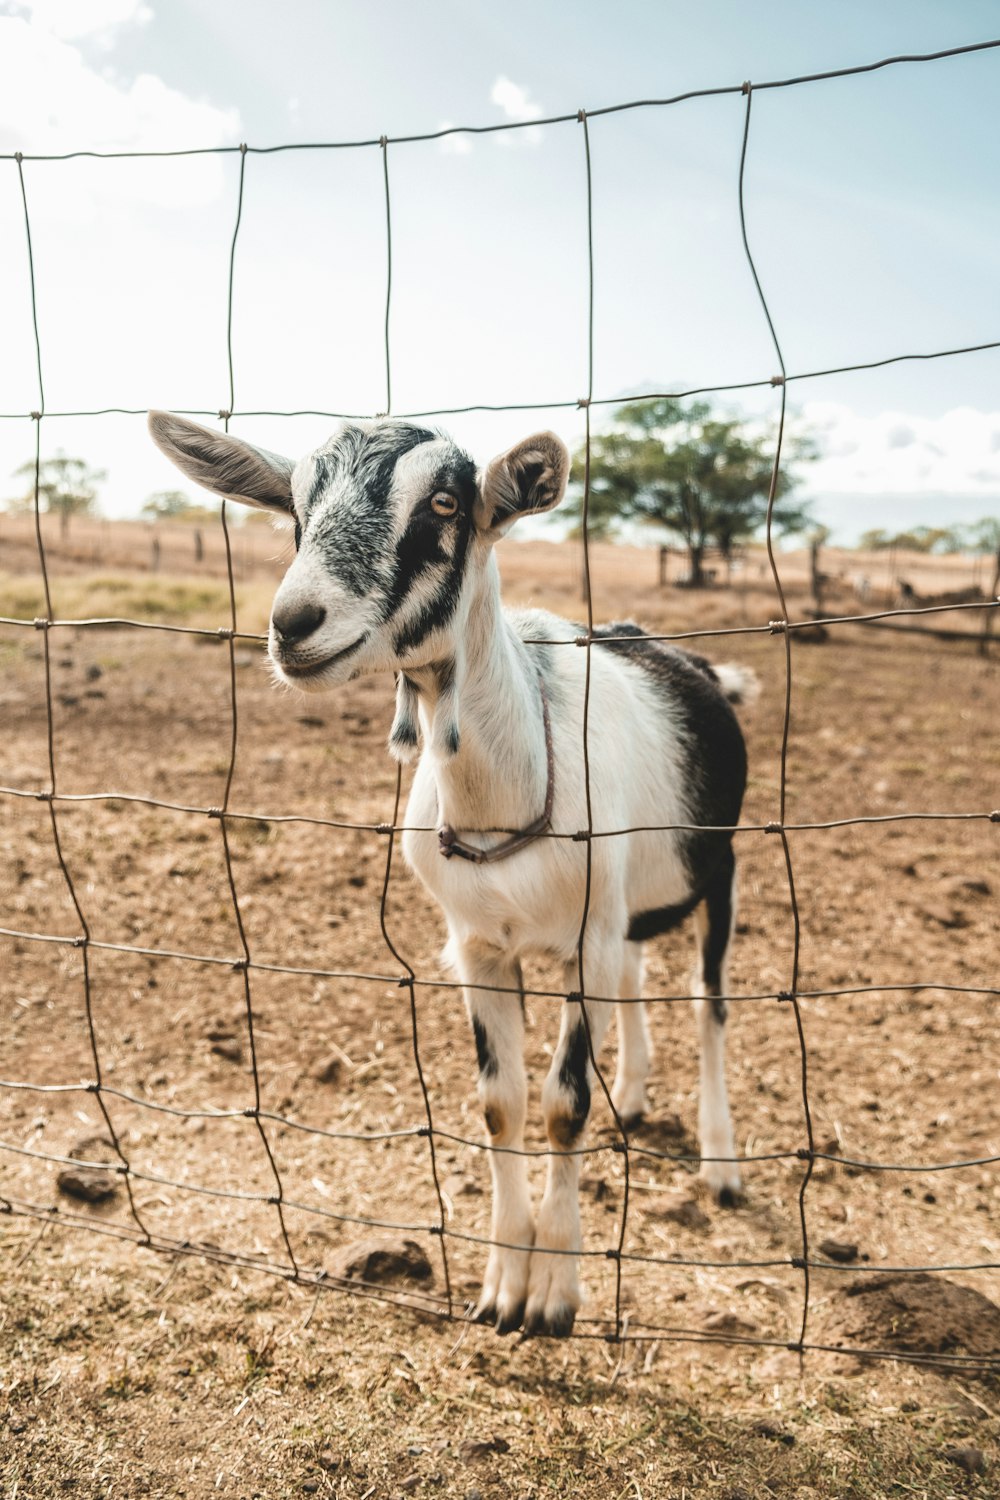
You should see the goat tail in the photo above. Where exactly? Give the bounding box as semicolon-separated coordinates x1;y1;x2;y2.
713;662;761;708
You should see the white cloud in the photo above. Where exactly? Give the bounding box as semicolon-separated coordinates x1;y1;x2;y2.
0;14;238;208
803;402;1000;496
4;0;152;41
490;75;543;146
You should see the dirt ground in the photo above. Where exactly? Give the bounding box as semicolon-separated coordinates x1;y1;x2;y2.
1;524;998;1497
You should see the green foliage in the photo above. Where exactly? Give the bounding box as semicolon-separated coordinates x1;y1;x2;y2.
859;519;1000;554
564;398;815;582
141;489;214;522
9;451;105;534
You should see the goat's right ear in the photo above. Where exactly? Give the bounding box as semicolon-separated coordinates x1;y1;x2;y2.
147;412;295;515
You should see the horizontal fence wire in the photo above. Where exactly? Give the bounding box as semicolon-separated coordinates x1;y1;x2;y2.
1;36;999;1371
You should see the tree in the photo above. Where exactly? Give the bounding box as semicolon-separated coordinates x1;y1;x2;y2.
12;452;105;539
141;489;215;523
564;398;815;584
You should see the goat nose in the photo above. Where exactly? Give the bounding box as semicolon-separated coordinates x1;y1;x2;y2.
272;600;326;645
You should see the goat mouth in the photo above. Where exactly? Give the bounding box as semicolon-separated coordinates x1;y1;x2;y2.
277;637;366;680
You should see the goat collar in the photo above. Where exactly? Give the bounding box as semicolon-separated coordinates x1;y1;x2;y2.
437;673;555;864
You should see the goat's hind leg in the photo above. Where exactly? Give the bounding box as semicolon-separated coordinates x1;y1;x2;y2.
453;939;534;1333
612;939;651;1126
693;847;741;1204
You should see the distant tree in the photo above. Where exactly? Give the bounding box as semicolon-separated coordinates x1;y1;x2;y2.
11;452;105;539
859;528;890;551
967;516;1000;555
141;489;215;523
564;398;815;585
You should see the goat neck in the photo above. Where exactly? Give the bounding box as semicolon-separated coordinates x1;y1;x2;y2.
409;550;549;840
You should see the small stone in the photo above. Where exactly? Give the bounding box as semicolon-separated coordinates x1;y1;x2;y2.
327;1236;433;1286
442;1173;480;1199
57;1135;120;1203
86;664;102;681
401;1477;421;1493
318;1451;338;1471
407;1446;424;1457
818;1238;859;1263
458;1437;510;1462
752;1420;795;1446
900;1399;920;1413
943;1445;985;1475
314;1056;342;1085
703;1310;758;1336
580;1174;611;1202
919;901;966;929
465;1491;483;1500
656;1195;710;1232
210;1039;242;1063
301;1483;319;1495
297;715;325;728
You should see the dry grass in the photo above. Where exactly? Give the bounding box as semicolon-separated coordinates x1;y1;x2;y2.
1;527;998;1497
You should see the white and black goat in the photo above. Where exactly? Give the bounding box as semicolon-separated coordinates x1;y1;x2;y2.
149;412;755;1338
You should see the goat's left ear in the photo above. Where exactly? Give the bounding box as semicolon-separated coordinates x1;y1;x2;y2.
474;431;570;532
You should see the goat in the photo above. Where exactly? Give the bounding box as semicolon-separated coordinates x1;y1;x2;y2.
148;412;755;1337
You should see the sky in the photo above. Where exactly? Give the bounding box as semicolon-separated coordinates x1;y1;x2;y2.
1;0;999;544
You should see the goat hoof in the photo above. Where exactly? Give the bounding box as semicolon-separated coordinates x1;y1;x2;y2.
494;1301;525;1336
716;1185;742;1209
619;1111;645;1133
523;1303;576;1339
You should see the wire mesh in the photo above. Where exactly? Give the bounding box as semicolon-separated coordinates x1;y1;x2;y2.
1;38;999;1370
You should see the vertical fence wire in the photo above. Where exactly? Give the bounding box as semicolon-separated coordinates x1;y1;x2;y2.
737;84;816;1351
372;135;455;1310
215;142;299;1274
14;153;150;1242
572;108;632;1341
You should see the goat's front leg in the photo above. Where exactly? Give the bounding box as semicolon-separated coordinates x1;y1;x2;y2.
452;938;533;1334
526;946;619;1337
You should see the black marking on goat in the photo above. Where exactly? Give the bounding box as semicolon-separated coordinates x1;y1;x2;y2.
591;622;746;896
435;656;456;694
472;1017;498;1079
627;890;703;943
700;844;735;1002
554;1020;591;1145
445;723;461;755
293;518;302;552
306;423;438;598
389;713;418;750
389;456;477;655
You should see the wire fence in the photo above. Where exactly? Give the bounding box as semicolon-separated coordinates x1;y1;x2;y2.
1;38;999;1372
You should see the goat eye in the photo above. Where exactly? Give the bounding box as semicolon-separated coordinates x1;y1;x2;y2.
430;492;458;518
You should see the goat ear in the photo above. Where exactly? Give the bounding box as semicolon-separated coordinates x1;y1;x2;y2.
474;431;569;532
148;411;294;514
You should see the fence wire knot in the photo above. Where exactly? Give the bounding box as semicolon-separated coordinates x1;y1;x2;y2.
990;810;1000;822
216;626;235;639
742;79;752;94
777;989;795;1002
764;821;783;834
34;788;53;801
217;409;232;421
577;396;591;408
30;410;41;421
768;618;788;634
32;616;50;630
770;374;785;386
